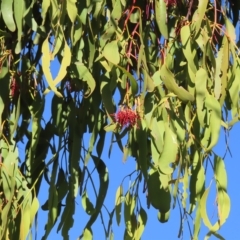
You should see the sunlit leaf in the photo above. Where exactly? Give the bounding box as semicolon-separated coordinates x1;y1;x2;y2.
115;185;123;226
41;37;63;97
158;125;178;175
82;190;95;215
160;64;194;102
155;0;168;39
67;0;77;23
1;0;16;32
103;41;120;65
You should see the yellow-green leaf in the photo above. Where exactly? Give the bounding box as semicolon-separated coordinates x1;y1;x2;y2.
158;125;178;175
155;0;168;39
196;68;207;127
160;64;194;102
115;185;123;226
54;42;71;85
205;94;221;151
41;37;63;97
1;0;16;32
103;41;120;65
67;0;78;23
41;0;50;24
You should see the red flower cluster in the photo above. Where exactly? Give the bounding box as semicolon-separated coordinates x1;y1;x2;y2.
113;108;140;128
165;0;177;6
10;78;20;98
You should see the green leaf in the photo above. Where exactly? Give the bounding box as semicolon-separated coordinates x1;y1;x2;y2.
189;152;205;213
115;64;138;96
181;25;198;75
216;190;230;227
0;67;10;127
14;0;24;53
100;80;115;115
20;202;31;240
205;94;221;151
73;64;96;96
214;155;227;191
67;0;77;23
124;192;135;237
134;208;147;239
160;64;194;102
225;16;236;42
43;160;59;239
41;37;63;97
147;169;171;213
84;155;109;229
158;125;178;175
41;0;50;24
82;228;93;240
155;0;168;39
115;185;123;226
30;197;39;229
57;193;75;238
82;190;95;215
103;41;120;65
135;121;148;179
200;187;230;232
1;0;16;32
192;0;208;36
195;68;207;127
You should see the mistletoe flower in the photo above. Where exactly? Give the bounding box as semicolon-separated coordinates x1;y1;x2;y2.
165;0;177;7
112;108;140;128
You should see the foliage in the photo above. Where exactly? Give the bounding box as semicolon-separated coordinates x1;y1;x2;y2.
0;0;240;239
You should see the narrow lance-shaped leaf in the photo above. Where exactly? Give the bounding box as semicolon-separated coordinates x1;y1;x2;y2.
84;155;109;230
14;0;24;53
134;208;147;239
41;37;63;97
115;185;123;226
155;0;168;39
102;41;120;65
41;0;50;24
43;159;59;239
195;68;207;127
158;125;178;175
192;0;208;36
82;190;95;215
67;0;77;23
160;64;194;102
1;0;16;32
205;94;221;151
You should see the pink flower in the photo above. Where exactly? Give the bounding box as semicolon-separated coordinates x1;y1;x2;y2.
165;0;177;6
112;108;140;128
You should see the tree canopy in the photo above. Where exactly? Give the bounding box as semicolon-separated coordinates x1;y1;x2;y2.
0;0;240;239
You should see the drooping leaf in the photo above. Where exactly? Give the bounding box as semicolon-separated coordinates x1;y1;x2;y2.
41;37;63;97
82;190;95;215
158;125;178;175
115;185;123;226
103;41;120;65
1;0;16;32
67;0;77;23
155;0;168;39
160;64;194;102
84;155;109;230
205;94;221;151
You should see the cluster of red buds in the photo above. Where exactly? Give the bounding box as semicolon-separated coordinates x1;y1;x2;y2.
10;77;20;98
112;107;140;128
165;0;177;7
